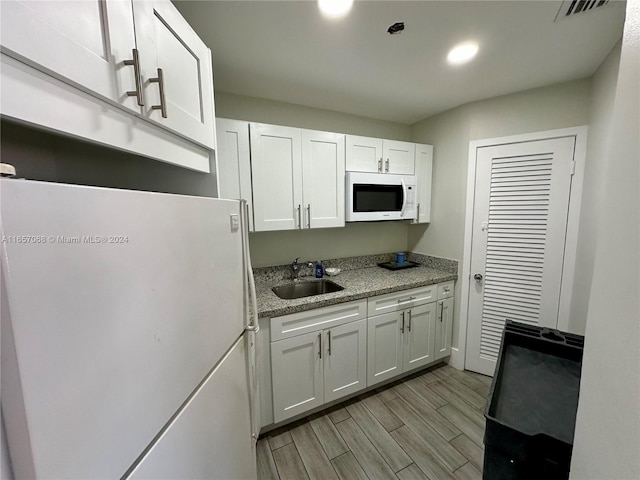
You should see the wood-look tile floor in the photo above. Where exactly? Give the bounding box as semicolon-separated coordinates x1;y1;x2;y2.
257;364;492;480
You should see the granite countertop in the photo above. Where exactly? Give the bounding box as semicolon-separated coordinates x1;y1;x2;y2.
254;253;458;319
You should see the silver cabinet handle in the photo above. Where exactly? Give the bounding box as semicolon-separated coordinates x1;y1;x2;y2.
439;301;444;322
407;310;412;332
398;296;416;304
307;204;311;229
123;48;144;106
378;158;383;173
400;312;405;334
416;203;420;222
318;333;322;359
149;68;167;118
297;205;302;229
327;330;331;356
385;158;389;173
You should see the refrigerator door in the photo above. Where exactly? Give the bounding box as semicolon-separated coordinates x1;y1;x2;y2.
1;180;246;479
127;335;256;479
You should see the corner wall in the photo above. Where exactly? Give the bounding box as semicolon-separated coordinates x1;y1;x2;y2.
408;78;592;354
570;0;640;475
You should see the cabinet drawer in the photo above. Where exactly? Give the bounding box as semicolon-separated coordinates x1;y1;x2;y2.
438;281;454;300
271;299;367;341
367;285;438;317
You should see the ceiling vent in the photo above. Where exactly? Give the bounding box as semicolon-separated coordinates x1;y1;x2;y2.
555;0;611;21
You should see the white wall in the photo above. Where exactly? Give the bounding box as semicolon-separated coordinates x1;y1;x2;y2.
216;91;413;267
569;43;621;334
570;0;640;476
408;79;592;351
216;92;412;141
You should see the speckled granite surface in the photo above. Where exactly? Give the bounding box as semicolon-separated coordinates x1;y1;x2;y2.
254;253;458;319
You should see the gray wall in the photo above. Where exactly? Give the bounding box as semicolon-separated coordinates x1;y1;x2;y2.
215;91;413;267
407;78;592;349
0;121;218;198
570;0;639;476
569;43;621;335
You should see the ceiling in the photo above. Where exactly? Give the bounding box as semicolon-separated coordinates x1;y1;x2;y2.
173;0;626;124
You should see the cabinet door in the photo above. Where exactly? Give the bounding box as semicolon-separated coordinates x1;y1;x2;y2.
250;123;303;232
346;135;383;173
383;140;415;174
324;319;367;403
403;303;436;372
367;312;403;387
216;118;254;231
133;0;216;149
414;144;433;224
0;0;139;113
435;298;454;361
271;331;323;423
301;130;346;229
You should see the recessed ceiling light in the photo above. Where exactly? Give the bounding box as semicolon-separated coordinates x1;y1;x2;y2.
318;0;353;18
447;42;479;65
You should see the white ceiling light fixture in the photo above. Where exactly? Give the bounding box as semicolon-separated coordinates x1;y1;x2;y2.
447;42;479;65
318;0;353;18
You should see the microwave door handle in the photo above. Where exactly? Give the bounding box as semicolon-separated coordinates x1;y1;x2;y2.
400;178;407;216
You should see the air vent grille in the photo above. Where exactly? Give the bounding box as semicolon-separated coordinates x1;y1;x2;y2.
555;0;611;21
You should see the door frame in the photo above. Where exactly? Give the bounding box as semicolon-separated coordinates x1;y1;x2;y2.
452;126;588;371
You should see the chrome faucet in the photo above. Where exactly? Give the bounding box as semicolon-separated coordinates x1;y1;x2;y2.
291;258;314;281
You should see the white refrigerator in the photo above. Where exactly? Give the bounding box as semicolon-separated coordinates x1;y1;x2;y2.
1;179;259;479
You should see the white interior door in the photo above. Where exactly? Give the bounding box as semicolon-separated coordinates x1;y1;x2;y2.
465;137;576;376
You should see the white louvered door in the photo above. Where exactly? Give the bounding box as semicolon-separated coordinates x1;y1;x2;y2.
465;137;576;376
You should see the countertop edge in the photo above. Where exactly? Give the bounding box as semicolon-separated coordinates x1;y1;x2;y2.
257;272;458;319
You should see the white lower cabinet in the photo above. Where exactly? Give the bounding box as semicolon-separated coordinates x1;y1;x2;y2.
435;297;454;361
403;302;437;371
271;319;367;423
268;283;453;425
271;331;324;423
367;301;437;387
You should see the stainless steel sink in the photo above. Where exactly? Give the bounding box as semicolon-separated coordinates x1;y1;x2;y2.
272;280;344;300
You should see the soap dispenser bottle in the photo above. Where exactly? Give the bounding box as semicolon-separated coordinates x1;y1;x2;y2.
315;261;324;279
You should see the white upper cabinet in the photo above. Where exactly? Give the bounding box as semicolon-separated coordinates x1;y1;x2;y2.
132;0;216;149
250;123;345;232
346;135;415;174
414;144;433;224
250;123;303;232
0;0;216;172
301;130;345;229
216;118;253;231
0;0;140;114
345;135;384;173
383;140;416;175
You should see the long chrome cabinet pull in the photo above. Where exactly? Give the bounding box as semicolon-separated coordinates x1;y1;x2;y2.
416;203;420;222
307;204;311;228
149;68;168;118
297;205;302;229
398;296;416;304
123;49;144;106
439;301;444;322
327;331;331;356
378;158;383;172
385;158;390;172
318;333;322;359
400;312;405;333
407;310;412;332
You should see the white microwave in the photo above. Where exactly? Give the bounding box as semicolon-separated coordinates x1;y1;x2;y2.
346;172;417;222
